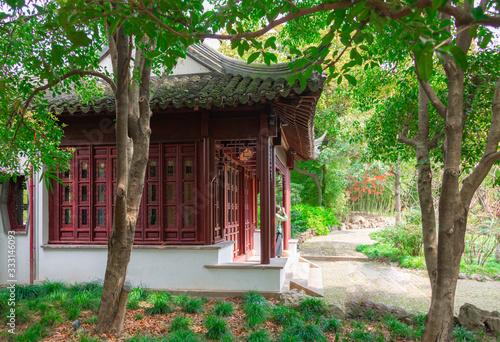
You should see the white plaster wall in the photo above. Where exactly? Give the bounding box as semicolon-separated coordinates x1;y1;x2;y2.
217;243;234;264
172;55;211;75
99;54;211;76
38;246;284;292
0;183;31;285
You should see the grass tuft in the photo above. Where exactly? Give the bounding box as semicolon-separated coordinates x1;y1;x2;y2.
322;316;342;333
247;328;272;342
297;297;327;319
272;306;301;327
170;315;192;332
213;300;235;317
205;314;230;340
182;297;204;314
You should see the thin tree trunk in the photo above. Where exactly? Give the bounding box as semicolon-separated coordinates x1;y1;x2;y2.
95;26;153;334
393;157;402;225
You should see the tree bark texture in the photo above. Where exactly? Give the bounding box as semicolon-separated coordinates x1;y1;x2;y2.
417;17;500;340
392;157;402;225
95;25;153;334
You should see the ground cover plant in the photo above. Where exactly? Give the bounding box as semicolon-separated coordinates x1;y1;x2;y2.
356;210;500;279
0;283;498;341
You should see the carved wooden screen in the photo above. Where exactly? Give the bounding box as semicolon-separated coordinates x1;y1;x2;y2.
224;163;239;257
50;143;197;244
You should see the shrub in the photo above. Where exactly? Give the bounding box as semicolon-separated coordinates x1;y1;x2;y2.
213;301;234;317
205;315;230;340
374;222;423;257
291;204;340;236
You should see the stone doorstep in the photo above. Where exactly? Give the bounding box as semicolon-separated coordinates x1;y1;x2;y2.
300;255;369;262
204;256;288;270
284;256;324;297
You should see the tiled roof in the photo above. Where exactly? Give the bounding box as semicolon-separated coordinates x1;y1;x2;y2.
48;72;323;114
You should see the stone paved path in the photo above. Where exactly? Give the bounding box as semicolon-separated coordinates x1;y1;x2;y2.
301;229;500;315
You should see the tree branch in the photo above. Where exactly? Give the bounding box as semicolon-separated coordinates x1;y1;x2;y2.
23;70;117;111
140;1;357;40
397;124;416;147
461;76;500;205
414;58;447;119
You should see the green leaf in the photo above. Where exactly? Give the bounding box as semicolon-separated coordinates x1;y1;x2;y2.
337;75;342;85
417;52;433;81
350;48;363;65
299;75;308;90
295;58;307;70
344;74;357;86
288;74;298;87
288;62;296;71
264;36;277;49
478;32;493;49
247;52;260;64
471;7;488;21
449;46;468;70
67;30;91;48
432;0;448;10
320;47;329;60
469;26;478;38
370;11;387;33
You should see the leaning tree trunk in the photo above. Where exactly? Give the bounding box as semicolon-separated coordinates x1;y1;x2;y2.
294;164;323;206
95;25;153;334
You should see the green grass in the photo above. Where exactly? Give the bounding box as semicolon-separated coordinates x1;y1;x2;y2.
282;321;326;342
0;284;495;342
204;314;231;340
247;328;272;342
362;225;500;278
272;306;301;327
297;297;327;320
182;297;204;314
322;317;342;333
170;315;192;331
213;300;235;317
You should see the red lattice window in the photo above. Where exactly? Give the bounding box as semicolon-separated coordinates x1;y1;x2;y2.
50;143;197;244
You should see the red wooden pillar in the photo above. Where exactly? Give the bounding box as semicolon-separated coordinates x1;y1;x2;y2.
282;166;291;250
258;134;271;264
270;145;276;258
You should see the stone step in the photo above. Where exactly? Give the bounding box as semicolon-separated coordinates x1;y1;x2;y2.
307;266;324;297
292;260;310;283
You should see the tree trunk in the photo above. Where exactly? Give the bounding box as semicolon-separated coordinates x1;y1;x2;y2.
294;164;323;206
421;22;471;341
95;25;153;334
394;157;402;225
